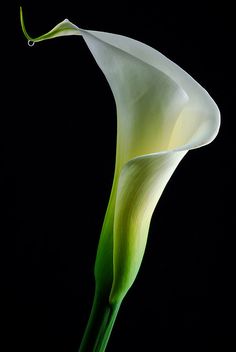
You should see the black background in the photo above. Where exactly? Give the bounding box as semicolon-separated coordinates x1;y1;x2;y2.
1;1;235;351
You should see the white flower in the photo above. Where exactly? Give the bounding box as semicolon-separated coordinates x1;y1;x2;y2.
20;6;220;305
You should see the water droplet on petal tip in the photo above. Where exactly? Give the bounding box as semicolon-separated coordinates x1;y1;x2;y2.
28;40;35;47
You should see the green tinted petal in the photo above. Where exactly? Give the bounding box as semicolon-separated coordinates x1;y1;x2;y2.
20;9;220;310
79;30;220;301
109;151;186;302
20;7;81;43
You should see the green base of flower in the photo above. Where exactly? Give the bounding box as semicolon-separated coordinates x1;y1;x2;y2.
79;291;121;352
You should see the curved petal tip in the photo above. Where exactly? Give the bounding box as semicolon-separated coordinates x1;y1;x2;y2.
20;6;81;44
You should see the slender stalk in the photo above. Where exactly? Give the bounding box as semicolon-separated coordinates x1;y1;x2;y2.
79;290;121;352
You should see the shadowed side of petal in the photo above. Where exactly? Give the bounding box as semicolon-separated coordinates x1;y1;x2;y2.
83;30;220;150
81;31;189;169
109;150;187;303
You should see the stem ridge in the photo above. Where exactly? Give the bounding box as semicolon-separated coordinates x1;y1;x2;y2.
79;291;121;352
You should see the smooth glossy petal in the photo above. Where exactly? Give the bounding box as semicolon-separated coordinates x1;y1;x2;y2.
79;30;220;302
110;150;187;302
20;11;220;304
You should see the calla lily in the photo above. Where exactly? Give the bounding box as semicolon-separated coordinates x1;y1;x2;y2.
20;7;220;352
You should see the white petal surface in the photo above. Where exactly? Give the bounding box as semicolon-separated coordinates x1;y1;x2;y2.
79;29;220;301
20;13;220;302
109;150;187;302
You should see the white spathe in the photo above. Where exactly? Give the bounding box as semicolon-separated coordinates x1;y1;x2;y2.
78;29;220;302
20;10;220;302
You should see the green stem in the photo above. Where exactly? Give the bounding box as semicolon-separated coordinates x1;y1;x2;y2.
79;290;121;352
